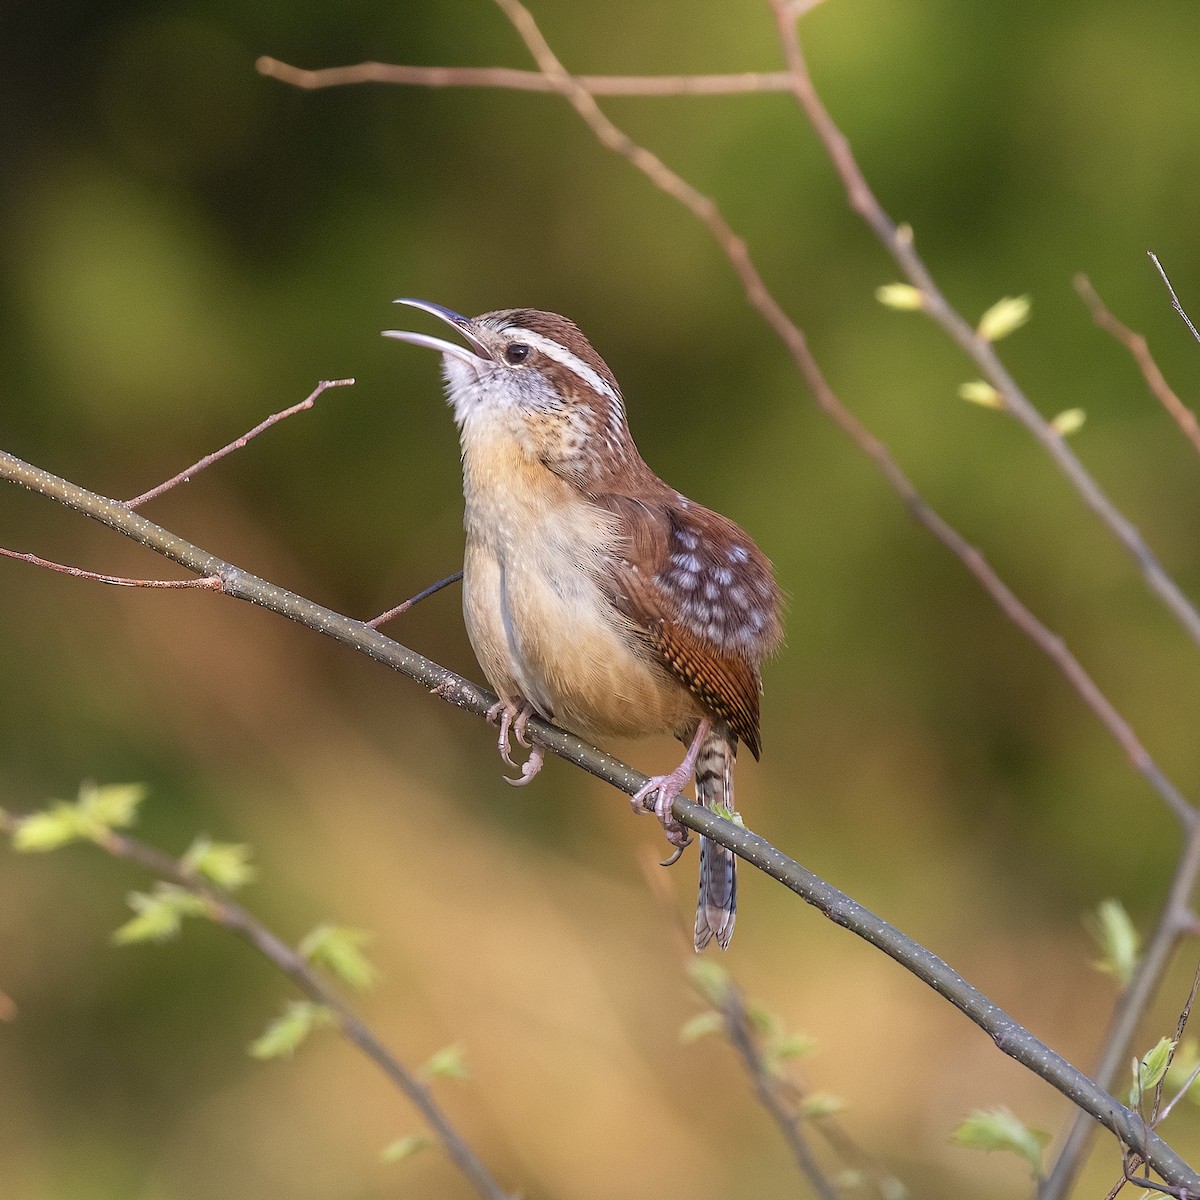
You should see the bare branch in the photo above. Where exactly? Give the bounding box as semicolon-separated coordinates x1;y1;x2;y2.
0;547;223;590
260;7;1197;833
1041;830;1200;1200
126;379;354;510
1074;275;1200;458
456;0;1193;833
1150;254;1200;349
1;445;1197;1192
1152;963;1200;1124
255;55;793;96
719;985;839;1200
369;571;463;628
766;0;1200;650
0;807;514;1200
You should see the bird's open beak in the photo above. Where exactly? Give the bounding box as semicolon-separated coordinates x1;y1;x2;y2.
382;299;493;364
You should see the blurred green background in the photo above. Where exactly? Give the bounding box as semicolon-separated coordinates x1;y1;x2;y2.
3;0;1200;1196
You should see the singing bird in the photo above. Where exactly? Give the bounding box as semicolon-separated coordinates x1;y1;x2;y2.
385;302;782;949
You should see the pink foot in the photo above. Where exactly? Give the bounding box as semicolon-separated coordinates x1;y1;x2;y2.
487;698;544;786
630;719;712;852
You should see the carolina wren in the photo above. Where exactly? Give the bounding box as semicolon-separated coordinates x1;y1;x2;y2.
384;302;783;950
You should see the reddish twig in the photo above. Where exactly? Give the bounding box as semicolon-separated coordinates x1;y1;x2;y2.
126;379;354;509
765;1;1200;650
255;56;793;96
473;0;1193;832
369;571;463;628
0;546;222;590
1074;275;1200;458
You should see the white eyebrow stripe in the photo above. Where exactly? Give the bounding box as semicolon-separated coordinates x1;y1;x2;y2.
506;329;620;402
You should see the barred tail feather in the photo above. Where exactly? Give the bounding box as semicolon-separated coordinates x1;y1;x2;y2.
693;725;737;951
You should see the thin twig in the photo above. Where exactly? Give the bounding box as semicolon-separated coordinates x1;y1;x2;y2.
1;447;1197;1191
1074;275;1200;458
645;855;894;1195
262;4;1198;832
491;1;1190;826
1040;829;1200;1200
1150;254;1200;348
369;571;463;628
720;985;839;1200
0;547;222;590
766;0;1200;650
1152;963;1200;1124
125;379;354;509
1158;1062;1200;1126
460;0;1197;833
255;56;793;96
0;807;513;1200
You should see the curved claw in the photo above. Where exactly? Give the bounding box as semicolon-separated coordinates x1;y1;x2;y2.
659;841;690;867
503;743;545;788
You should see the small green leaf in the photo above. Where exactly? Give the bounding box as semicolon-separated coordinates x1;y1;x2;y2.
1131;1037;1177;1108
951;1108;1049;1178
771;1031;816;1061
679;1010;724;1044
12;782;148;851
746;1004;779;1038
802;1092;847;1119
78;782;147;831
977;295;1031;341
876;283;925;311
299;924;376;991
249;1001;333;1059
181;835;257;891
1086;899;1140;986
423;1043;469;1082
12;804;86;852
1050;408;1086;437
112;885;208;945
381;1134;432;1163
688;959;730;1007
959;380;1004;409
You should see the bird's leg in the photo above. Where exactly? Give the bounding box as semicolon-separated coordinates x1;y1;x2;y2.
486;696;545;787
630;718;711;850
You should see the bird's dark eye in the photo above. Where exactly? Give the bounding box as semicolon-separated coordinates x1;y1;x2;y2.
504;343;531;365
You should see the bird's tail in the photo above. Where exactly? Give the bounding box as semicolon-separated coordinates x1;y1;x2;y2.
693;724;737;951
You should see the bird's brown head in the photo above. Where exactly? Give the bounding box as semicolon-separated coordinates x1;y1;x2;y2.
384;301;635;484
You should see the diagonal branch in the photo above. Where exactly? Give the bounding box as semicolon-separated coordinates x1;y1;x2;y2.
718;984;839;1200
1;444;1197;1190
766;0;1200;649
1040;827;1200;1200
260;9;1197;828
1074;275;1200;458
126;379;354;509
0;807;514;1200
471;0;1193;831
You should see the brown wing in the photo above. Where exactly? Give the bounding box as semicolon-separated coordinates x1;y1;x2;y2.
596;491;782;759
